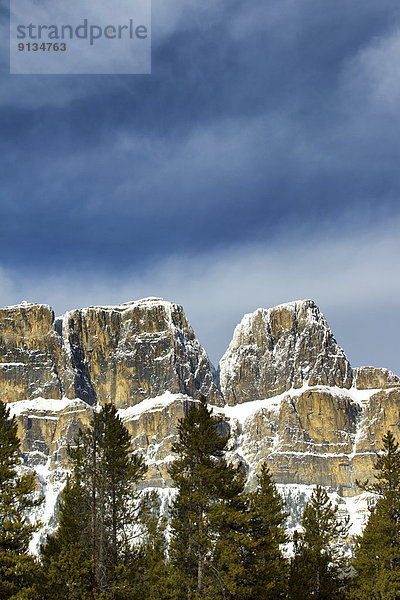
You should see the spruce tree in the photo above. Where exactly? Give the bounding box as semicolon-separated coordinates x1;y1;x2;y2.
243;464;288;599
0;400;42;599
211;463;288;600
41;403;146;599
118;491;172;600
289;485;349;600
168;397;245;600
351;430;400;599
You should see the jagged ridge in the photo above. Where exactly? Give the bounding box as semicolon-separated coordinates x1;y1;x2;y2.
0;298;221;409
219;299;353;405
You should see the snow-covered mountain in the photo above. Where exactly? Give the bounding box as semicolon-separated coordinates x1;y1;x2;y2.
219;299;352;404
1;297;399;545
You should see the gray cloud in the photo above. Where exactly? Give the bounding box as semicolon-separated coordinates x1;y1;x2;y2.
1;217;399;374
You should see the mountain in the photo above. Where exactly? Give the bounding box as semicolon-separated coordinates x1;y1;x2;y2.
1;297;400;545
0;298;220;407
219;299;352;403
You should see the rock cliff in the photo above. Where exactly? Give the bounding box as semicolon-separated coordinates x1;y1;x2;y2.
353;366;400;390
0;302;75;403
0;298;221;408
1;297;399;544
219;300;353;405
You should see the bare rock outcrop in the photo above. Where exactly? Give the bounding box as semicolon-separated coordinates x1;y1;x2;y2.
0;302;76;403
0;298;220;409
219;300;352;405
60;298;221;408
353;366;400;390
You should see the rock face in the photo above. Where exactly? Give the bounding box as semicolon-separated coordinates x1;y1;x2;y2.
222;386;382;496
1;297;400;544
0;298;221;408
0;302;76;403
353;366;400;390
219;300;353;405
9;398;93;472
61;298;221;409
218;301;400;498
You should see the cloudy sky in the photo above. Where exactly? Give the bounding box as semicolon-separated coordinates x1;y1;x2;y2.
1;0;400;372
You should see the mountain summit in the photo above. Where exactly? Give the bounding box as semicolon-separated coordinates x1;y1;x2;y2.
220;299;352;405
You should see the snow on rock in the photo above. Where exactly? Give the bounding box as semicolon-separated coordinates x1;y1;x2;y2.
6;397;94;553
117;391;190;421
219;299;353;405
58;298;221;409
8;397;89;418
214;380;399;500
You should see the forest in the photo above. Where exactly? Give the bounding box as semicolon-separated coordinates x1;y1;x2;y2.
0;398;399;600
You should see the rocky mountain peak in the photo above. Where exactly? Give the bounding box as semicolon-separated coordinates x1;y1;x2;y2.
219;299;353;405
0;298;221;409
2;296;400;546
59;297;221;408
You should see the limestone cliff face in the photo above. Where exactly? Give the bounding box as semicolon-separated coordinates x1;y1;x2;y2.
222;386;374;496
61;298;221;408
0;302;76;403
219;300;352;405
0;298;220;408
119;394;200;488
9;398;93;472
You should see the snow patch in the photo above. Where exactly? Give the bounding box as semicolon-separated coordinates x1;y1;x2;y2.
7;397;89;418
220;384;380;427
118;392;192;422
29;459;67;553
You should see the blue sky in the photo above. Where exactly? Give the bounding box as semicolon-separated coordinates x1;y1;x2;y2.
1;0;400;372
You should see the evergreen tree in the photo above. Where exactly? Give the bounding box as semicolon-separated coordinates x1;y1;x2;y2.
351;430;400;599
41;403;146;599
289;485;349;600
205;470;248;600
117;491;172;600
168;397;245;600
243;464;288;599
40;477;93;599
0;401;42;600
211;463;288;600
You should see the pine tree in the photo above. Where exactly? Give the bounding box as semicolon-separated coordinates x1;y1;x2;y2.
205;469;248;600
168;397;245;600
289;485;349;600
0;401;42;599
351;430;400;599
118;491;172;600
211;463;288;600
41;403;146;599
40;477;93;599
243;464;288;599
